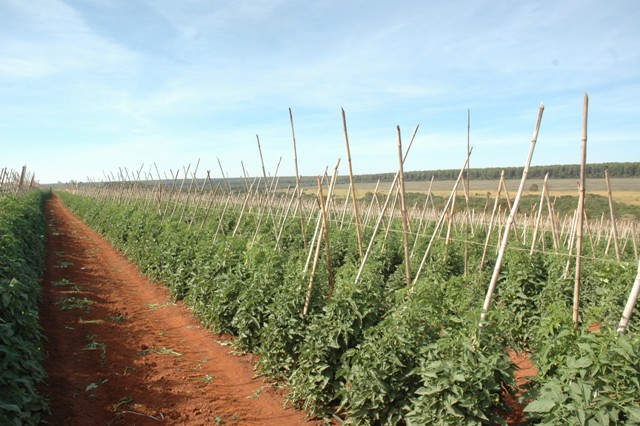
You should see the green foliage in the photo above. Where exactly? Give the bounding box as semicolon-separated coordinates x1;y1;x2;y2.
287;263;386;417
58;190;640;424
256;265;316;380
525;329;640;425
495;250;548;348
405;325;516;426
0;191;49;424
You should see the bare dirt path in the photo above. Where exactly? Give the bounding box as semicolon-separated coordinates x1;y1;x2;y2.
39;194;317;426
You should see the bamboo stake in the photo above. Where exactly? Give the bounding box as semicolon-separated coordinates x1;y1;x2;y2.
530;172;549;255
617;260;640;333
305;160;340;272
354;124;419;285
189;170;211;228
232;178;258;236
604;169;621;260
632;222;638;260
275;186;298;249
179;158;200;223
363;180;381;228
545;186;560;251
396;126;412;286
342;108;364;258
445;192;456;246
217;157;231;192
382;183;400;246
200;183;221;231
289;108;308;251
500;177;521;243
573;93;588;327
170;164;191;220
410;176;435;260
256;135;282;250
480;103;544;324
317;176;334;297
413;149;473;285
480;171;505;269
339;183;352;230
214;192;233;243
303;162;339;315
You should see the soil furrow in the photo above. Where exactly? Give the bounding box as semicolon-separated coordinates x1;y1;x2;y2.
39;194;315;425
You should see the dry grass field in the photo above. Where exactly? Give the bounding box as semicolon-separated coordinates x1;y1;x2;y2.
331;177;640;206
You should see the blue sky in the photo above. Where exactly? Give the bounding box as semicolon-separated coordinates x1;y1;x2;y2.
1;0;639;183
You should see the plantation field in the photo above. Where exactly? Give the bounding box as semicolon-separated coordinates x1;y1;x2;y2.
3;173;640;424
51;179;640;425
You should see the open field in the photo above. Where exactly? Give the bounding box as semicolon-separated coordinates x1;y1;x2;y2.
330;177;640;205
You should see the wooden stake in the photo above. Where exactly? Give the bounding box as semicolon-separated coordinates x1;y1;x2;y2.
317;176;334;296
605;169;621;260
256;135;282;250
530;172;549;255
289;108;308;251
413;149;473;284
573;93;588;327
617;260;640;333
480;103;544;324
480;171;504;269
354;124;419;284
342;108;364;258
396;126;412;286
303;161;340;315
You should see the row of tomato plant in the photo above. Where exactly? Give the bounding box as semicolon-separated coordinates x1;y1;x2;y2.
0;190;49;425
59;191;640;425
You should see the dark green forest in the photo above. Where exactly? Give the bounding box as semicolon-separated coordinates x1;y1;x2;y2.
324;161;640;185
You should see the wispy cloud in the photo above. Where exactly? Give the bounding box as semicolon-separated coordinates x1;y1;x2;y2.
1;0;639;183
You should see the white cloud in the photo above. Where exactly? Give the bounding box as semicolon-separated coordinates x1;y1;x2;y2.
0;0;135;80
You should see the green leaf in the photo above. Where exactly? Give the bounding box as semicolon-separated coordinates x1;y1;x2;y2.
569;356;593;369
524;399;556;413
627;406;640;422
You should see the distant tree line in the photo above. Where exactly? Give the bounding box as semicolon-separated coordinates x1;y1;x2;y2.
84;162;639;190
347;162;640;184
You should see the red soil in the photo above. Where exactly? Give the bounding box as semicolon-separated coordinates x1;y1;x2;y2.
504;350;538;425
39;194;319;425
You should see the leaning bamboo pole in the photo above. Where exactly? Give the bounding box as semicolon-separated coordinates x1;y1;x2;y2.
303;162;339;315
342;108;364;258
617;260;640;333
256;135;281;250
179;159;200;223
305;161;340;272
480;171;505;270
317;176;334;297
170;164;191;220
530;172;549;255
412;148;473;285
289;108;308;251
363;180;381;228
480;103;544;324
354;124;419;285
396;126;412;286
573;93;588;327
604;169;621;260
410;176;435;260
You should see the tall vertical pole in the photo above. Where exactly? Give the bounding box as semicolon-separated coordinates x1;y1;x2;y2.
573;93;588;327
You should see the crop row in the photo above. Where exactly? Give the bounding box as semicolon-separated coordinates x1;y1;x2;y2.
0;191;49;425
59;191;640;425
